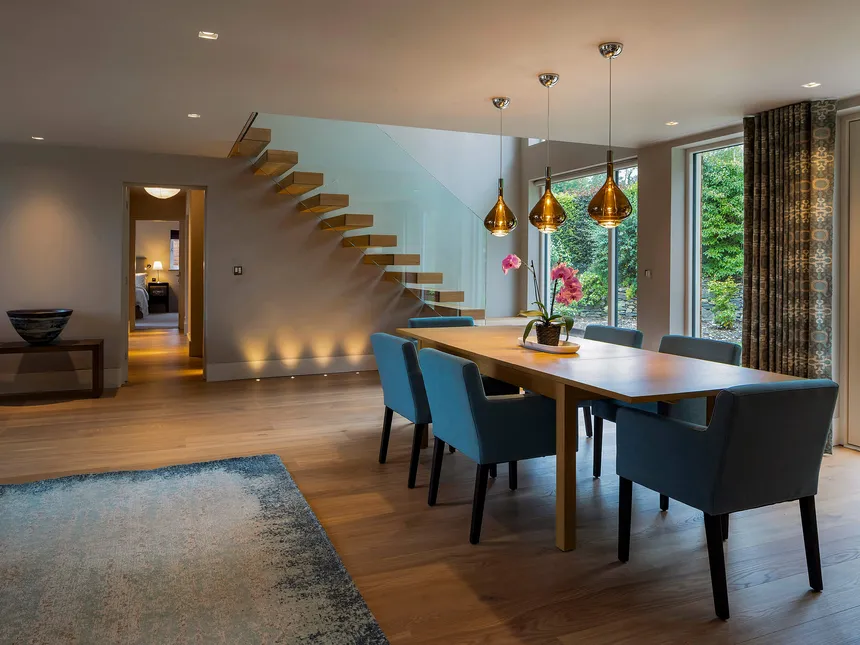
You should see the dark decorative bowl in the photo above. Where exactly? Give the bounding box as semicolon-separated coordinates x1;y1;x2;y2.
6;309;73;345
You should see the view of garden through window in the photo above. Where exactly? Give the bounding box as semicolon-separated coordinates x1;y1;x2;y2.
548;167;638;333
696;145;744;345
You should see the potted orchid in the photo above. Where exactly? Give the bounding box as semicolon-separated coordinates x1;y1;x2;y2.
502;254;583;346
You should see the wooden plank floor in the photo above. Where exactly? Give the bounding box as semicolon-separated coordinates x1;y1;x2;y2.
2;329;860;644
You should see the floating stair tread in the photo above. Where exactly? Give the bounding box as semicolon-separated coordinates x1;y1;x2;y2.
411;289;465;303
319;214;374;231
298;193;349;213
278;171;324;196
253;150;298;176
363;254;420;266
343;235;397;249
432;305;485;319
384;272;443;284
229;127;271;158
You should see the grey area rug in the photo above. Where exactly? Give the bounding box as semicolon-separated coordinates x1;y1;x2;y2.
0;455;388;644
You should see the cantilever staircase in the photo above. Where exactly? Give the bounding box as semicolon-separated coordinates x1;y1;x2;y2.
230;125;485;319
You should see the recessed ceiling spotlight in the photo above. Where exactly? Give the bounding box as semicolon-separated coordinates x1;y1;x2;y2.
187;113;201;119
665;121;679;126
802;82;821;88
31;136;44;140
198;31;218;40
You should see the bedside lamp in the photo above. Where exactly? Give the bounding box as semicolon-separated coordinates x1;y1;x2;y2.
152;261;163;282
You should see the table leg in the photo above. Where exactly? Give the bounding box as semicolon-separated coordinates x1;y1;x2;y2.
706;395;716;424
556;384;581;551
92;343;104;398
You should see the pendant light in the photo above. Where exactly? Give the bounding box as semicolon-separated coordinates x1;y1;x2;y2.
528;73;566;234
484;97;517;237
144;187;181;199
587;43;633;229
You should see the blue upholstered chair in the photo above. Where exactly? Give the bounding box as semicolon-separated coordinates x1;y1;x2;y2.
615;380;838;620
591;335;741;484
370;333;430;489
419;348;556;544
408;316;475;328
580;325;644;442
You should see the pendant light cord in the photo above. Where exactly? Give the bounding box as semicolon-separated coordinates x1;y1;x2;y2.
608;57;612;150
546;85;551;168
499;107;503;179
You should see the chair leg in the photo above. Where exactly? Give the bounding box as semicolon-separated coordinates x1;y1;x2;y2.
799;496;823;592
660;494;670;512
508;461;517;491
427;437;446;506
584;405;593;438
378;406;393;464
407;423;425;489
470;464;491;544
704;513;730;620
619;477;633;562
721;513;729;540
593;416;604;478
489;464;497;478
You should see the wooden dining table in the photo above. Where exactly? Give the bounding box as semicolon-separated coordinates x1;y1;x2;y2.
397;325;800;552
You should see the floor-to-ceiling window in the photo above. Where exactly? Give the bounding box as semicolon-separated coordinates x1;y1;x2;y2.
546;163;638;333
690;143;744;344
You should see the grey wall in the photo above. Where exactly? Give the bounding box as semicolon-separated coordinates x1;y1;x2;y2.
0;142;429;390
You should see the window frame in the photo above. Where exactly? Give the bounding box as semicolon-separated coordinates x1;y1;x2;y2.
685;137;744;338
537;157;639;328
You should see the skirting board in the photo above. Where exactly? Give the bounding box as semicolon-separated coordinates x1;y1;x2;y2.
206;354;377;382
0;368;122;395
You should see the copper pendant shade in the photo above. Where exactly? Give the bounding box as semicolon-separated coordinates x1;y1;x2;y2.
587;151;632;228
588;42;633;229
484;97;517;237
528;73;566;234
529;166;566;233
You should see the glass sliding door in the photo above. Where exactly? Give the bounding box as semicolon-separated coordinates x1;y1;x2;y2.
546;164;638;334
614;166;638;328
548;172;609;334
691;144;744;344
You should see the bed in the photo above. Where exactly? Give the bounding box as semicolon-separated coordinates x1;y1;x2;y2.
135;273;149;318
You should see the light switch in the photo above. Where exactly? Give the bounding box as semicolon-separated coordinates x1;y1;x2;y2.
233;266;243;276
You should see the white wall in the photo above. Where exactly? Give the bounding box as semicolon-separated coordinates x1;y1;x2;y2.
379;124;526;317
0;142;429;391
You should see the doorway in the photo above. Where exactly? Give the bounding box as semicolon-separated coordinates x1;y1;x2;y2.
123;186;206;384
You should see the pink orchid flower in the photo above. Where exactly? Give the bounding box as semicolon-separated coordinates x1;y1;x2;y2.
502;254;522;275
550;263;574;283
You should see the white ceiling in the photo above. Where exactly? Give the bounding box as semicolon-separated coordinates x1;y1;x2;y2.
2;0;858;157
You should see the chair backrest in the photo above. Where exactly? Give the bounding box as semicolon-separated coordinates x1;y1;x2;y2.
369;333;430;424
658;335;742;425
417;348;485;460
583;324;644;348
659;335;741;365
706;379;838;514
408;316;475;328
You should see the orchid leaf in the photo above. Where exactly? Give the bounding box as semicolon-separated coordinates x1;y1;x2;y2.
522;318;538;343
518;310;544;318
562;316;574;340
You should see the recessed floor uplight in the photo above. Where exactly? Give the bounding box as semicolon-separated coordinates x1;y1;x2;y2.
256;378;261;382
802;82;821;88
291;376;295;379
187;113;201;119
31;136;44;140
198;31;218;40
665;121;679;126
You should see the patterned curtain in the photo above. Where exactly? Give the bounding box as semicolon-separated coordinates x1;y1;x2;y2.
742;100;836;448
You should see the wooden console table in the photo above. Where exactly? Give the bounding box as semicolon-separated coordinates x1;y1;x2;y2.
0;339;104;398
